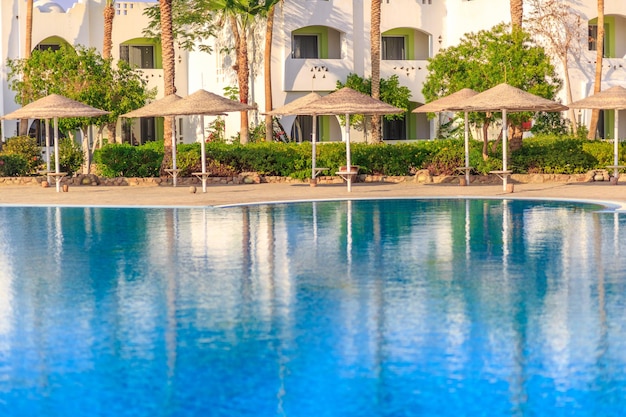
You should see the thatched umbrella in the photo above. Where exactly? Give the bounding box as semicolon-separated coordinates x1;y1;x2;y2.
2;94;109;192
305;87;403;192
160;89;256;192
267;92;322;184
447;83;568;191
122;94;184;186
414;88;478;185
568;85;626;180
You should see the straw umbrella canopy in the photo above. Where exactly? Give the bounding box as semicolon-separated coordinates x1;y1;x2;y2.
121;94;184;186
414;88;478;185
267;92;323;183
160;89;256;193
446;83;568;191
568;85;626;179
2;94;109;192
305;87;404;192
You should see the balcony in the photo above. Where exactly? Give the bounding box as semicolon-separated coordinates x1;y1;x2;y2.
381;60;429;103
284;58;351;92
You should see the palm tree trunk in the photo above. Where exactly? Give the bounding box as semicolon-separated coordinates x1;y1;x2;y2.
510;0;523;29
231;15;250;144
264;5;275;142
20;0;34;136
588;0;604;139
159;0;176;173
103;0;116;143
370;0;382;143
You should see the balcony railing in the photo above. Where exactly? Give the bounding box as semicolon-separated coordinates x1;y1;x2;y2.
284;58;351;92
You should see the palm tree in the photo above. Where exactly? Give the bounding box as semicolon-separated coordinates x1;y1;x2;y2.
264;4;276;142
510;0;523;29
370;0;382;143
588;0;604;139
103;0;115;59
19;0;34;136
103;0;116;143
159;0;176;172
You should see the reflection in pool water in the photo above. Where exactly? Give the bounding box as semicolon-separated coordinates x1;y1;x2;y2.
0;199;625;416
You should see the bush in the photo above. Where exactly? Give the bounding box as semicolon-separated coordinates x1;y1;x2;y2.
1;136;42;174
55;137;84;176
0;154;28;176
94;142;162;178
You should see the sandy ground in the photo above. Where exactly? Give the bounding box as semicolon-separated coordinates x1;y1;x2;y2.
1;180;626;209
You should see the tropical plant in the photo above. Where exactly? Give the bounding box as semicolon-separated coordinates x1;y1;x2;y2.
0;136;42;174
103;0;115;59
510;0;524;29
20;0;35;136
159;0;177;174
264;4;276;142
370;0;382;143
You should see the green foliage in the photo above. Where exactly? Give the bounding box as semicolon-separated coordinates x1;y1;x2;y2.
530;112;571;136
56;137;84;176
0;154;28;177
94;143;162;177
336;73;411;127
510;136;597;174
81;137;623;180
7;44;154;132
0;136;42;174
422;24;562;138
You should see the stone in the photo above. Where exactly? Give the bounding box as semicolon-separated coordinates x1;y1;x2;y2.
41;181;49;188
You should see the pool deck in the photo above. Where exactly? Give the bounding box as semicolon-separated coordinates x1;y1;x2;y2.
1;181;626;210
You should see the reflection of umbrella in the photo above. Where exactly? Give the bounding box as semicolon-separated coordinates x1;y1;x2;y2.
2;94;109;192
414;88;478;185
122;94;183;186
569;86;626;180
163;89;256;193
305;87;403;192
268;92;322;184
447;83;568;191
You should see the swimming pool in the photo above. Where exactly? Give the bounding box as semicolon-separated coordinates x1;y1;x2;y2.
1;199;625;416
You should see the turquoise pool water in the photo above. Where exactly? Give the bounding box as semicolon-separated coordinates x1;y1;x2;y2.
1;199;625;416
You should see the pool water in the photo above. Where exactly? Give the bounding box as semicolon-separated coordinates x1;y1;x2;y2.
1;199;626;416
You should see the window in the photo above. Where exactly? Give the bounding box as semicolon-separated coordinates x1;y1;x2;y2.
35;44;61;52
383;117;407;140
290;115;321;142
140;117;156;143
588;24;607;56
382;36;406;60
293;35;319;59
120;45;155;69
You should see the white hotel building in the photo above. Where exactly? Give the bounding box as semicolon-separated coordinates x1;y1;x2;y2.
2;0;626;145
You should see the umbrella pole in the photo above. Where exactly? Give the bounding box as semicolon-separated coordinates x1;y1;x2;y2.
201;115;207;193
464;112;470;186
502;109;508;192
614;113;620;180
345;113;352;192
54;117;60;193
311;115;317;185
45;119;51;183
171;116;178;187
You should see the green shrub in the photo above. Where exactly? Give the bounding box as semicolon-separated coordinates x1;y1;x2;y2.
0;154;28;176
56;137;84;176
1;136;42;174
94;142;162;178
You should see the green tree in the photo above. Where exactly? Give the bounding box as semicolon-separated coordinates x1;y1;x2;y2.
422;23;561;157
7;44;154;171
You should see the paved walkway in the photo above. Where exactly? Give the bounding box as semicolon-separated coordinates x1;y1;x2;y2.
1;181;626;209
